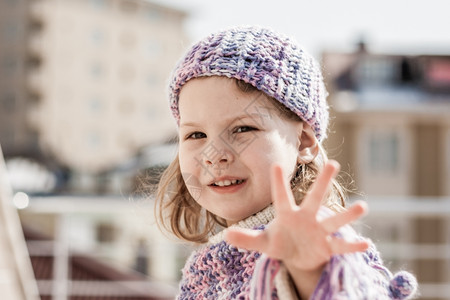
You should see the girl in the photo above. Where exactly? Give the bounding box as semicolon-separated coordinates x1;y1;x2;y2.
156;26;417;299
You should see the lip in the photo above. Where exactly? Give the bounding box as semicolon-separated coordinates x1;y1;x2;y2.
207;176;243;185
207;176;247;194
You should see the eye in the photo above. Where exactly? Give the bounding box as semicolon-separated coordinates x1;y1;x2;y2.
186;131;206;140
234;126;256;133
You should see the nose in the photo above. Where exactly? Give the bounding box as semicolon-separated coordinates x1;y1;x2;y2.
202;141;235;166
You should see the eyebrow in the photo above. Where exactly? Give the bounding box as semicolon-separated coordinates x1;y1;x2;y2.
180;114;257;128
179;121;199;128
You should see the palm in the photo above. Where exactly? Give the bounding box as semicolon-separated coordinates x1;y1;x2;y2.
225;160;368;272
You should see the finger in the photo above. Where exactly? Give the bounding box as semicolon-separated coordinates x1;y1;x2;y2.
321;201;368;233
271;165;296;213
301;160;340;214
328;236;369;254
224;228;268;252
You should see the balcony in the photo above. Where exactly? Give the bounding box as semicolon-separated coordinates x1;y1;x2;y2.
28;32;45;55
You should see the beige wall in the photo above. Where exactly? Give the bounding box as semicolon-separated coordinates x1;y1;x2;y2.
4;0;186;173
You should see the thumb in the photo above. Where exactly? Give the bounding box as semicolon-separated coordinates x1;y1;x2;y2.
225;228;268;252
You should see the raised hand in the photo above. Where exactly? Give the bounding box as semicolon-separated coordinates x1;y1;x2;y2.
225;160;369;298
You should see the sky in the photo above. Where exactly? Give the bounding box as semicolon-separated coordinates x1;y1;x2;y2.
152;0;450;57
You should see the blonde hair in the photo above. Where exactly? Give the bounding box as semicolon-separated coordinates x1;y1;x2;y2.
155;80;347;244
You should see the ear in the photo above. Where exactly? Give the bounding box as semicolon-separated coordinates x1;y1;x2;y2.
297;123;319;164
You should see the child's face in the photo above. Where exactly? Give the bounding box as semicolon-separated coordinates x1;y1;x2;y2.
178;77;303;224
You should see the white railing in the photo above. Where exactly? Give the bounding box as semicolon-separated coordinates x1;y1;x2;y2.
353;197;450;299
16;195;450;299
21;195;179;299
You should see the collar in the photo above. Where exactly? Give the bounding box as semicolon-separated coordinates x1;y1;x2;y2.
208;205;275;244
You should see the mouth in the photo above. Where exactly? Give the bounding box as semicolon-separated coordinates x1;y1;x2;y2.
210;179;245;187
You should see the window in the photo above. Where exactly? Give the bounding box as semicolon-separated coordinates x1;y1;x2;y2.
146;8;162;22
89;0;108;10
27;55;41;70
147;106;158;120
356;124;413;196
357;57;397;85
2;93;15;112
2;22;19;40
0;129;15;149
28;91;41;104
90;61;104;79
146;72;159;86
145;40;163;59
5;0;18;6
425;58;450;90
119;0;138;14
446;130;450;196
90;28;105;46
368;130;399;174
96;222;116;243
1;56;17;75
87;131;102;148
88;97;103;113
28;18;44;34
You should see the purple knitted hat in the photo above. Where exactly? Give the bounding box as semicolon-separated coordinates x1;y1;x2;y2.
169;26;329;141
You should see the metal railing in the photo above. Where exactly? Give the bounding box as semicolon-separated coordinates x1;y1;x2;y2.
9;191;450;300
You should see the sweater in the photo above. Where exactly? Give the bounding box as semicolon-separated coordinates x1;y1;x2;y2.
177;205;417;299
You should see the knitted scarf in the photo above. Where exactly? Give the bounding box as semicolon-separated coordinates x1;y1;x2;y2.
177;206;418;299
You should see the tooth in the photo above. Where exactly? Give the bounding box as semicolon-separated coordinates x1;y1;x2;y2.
214;179;244;186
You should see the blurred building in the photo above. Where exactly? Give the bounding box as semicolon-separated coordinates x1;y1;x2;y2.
1;1;189;298
0;0;185;177
322;43;450;299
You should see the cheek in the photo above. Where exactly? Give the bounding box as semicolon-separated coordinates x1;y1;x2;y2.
178;145;193;172
261;134;299;177
178;151;203;200
182;172;203;201
178;151;187;172
259;132;298;160
278;145;300;178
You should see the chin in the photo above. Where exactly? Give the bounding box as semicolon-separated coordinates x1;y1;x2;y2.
222;212;252;226
216;212;242;225
216;205;270;225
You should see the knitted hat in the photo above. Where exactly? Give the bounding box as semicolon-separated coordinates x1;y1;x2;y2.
169;26;329;141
